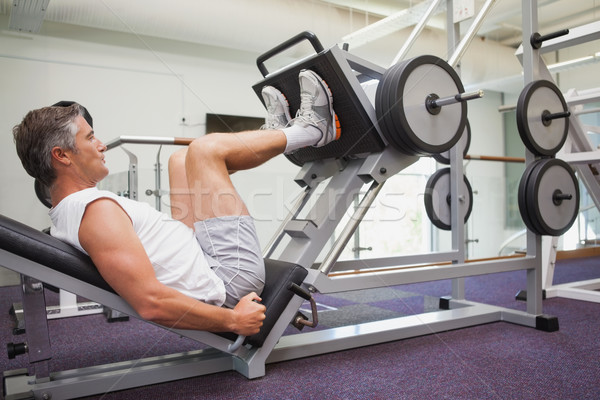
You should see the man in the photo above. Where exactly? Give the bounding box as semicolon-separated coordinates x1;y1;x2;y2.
12;70;340;336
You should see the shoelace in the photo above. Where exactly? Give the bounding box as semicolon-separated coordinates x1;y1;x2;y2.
265;98;286;128
296;91;325;125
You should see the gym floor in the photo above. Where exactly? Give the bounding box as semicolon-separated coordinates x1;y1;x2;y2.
1;256;599;399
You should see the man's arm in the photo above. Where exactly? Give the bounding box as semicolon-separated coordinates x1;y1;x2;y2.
78;198;266;336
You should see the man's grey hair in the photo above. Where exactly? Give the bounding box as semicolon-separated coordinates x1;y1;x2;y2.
13;103;84;187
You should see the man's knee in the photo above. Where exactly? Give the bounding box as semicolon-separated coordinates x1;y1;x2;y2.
168;147;188;174
187;134;228;162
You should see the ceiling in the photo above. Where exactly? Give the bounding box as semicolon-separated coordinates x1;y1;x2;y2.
2;0;599;54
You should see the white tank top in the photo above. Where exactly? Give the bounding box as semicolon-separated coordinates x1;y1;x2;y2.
49;187;226;306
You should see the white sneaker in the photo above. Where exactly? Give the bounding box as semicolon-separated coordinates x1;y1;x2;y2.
291;69;341;147
261;86;291;130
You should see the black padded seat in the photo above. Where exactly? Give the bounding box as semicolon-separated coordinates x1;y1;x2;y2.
0;214;307;348
218;258;308;347
0;214;113;292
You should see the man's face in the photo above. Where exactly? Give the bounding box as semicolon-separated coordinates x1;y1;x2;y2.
66;115;109;185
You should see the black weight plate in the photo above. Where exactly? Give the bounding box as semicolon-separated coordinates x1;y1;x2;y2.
517;160;543;234
424;167;473;230
375;63;404;152
433;119;471;164
521;159;550;235
516;80;569;157
528;158;579;236
389;55;466;155
384;60;422;155
376;62;416;154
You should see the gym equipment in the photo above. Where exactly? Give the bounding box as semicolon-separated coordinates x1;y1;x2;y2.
518;158;579;236
516;79;570;156
511;12;600;303
529;28;569;50
253;31;386;166
33;180;52;209
433;120;471;164
375;55;482;156
424;168;473;231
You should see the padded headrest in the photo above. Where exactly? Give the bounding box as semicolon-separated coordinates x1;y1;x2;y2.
52;100;94;128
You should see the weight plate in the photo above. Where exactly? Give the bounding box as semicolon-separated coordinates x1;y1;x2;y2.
34;179;52;209
528;158;579;236
389;55;466;155
517;160;541;234
384;60;423;155
516;80;569;156
433;119;471;164
424;167;473;230
376;62;416;154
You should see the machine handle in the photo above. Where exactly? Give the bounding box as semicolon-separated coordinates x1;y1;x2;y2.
288;283;312;301
256;31;325;77
226;298;263;352
227;335;246;352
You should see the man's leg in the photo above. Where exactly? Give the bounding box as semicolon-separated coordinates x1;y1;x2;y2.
173;70;340;306
167;88;293;224
185;129;287;220
168;148;195;228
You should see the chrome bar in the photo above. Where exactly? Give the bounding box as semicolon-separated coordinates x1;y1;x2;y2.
105;136;193;151
318;181;384;275
431;90;484;108
389;0;444;66
448;0;498;68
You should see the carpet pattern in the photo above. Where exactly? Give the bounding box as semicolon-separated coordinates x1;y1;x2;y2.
1;257;599;399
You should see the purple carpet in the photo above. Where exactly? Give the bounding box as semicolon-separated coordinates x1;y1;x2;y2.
1;256;599;399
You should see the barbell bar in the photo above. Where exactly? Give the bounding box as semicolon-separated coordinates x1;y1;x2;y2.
426;90;484;115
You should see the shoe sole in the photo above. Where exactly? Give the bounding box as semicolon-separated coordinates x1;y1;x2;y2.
273;89;292;123
263;86;292;127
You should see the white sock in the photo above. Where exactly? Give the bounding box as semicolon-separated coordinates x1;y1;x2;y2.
282;123;321;153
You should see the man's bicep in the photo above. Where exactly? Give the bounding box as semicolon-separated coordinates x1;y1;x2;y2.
79;199;158;301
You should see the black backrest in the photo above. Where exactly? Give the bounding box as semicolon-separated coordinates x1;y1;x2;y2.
0;213;113;292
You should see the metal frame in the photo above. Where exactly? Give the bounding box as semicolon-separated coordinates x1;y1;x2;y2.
515;13;600;303
253;1;550;363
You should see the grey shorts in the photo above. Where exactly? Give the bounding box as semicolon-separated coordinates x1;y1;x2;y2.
194;216;265;308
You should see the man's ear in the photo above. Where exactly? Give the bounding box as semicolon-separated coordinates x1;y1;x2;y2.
51;146;71;166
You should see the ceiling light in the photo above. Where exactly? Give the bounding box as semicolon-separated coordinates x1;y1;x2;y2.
548;53;600;72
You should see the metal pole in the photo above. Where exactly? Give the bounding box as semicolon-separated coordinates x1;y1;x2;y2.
390;0;444;66
318;181;384;275
263;188;312;258
154;146;163;211
448;0;498;68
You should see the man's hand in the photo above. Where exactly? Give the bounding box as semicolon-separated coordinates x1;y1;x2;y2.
231;292;266;336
